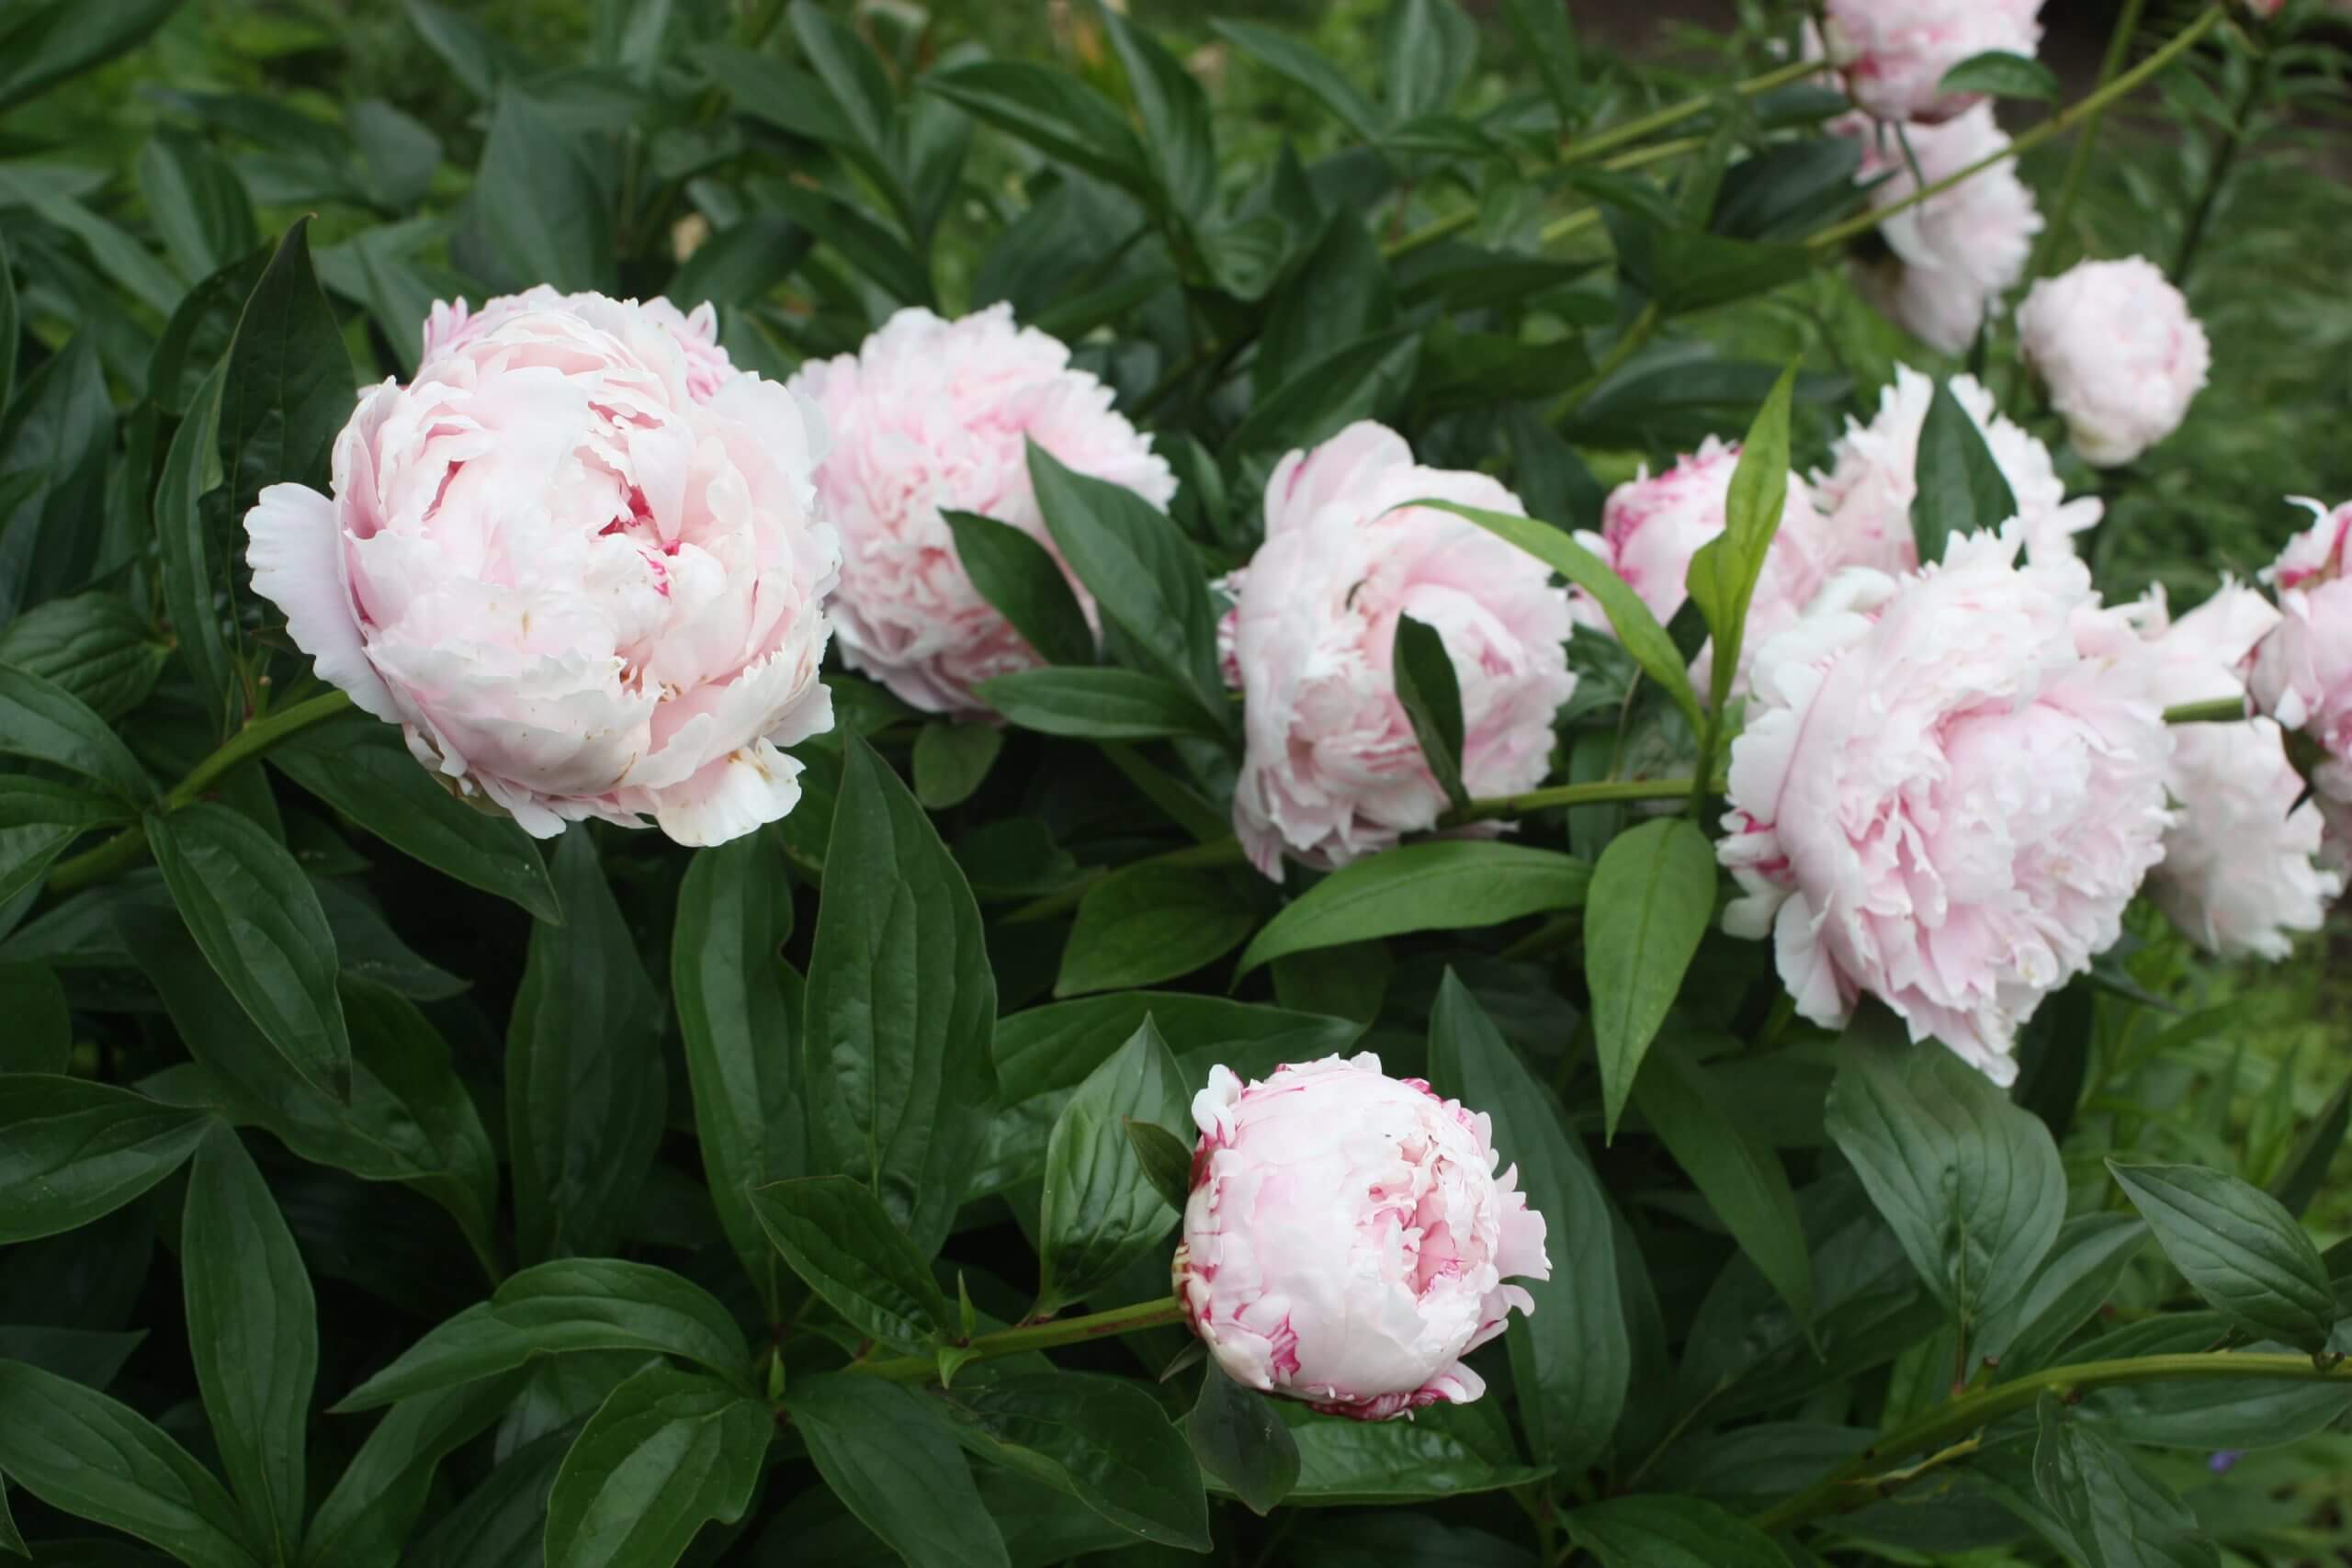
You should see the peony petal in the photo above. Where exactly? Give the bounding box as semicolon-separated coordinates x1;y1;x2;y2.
244;482;399;721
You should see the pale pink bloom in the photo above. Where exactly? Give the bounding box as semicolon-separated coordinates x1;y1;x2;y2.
1229;423;1576;876
424;288;738;402
786;304;1175;716
1817;0;2045;123
246;293;838;846
1213;569;1247;692
1172;1054;1550;1422
2018;258;2211;468
1720;528;2173;1082
2253;500;2352;817
1842;107;2042;355
2088;584;2337;958
1807;366;2101;576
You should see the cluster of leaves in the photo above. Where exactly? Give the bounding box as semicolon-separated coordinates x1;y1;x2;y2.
1;0;2349;1565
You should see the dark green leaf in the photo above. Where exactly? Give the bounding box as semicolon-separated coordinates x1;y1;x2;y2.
0;1360;257;1568
543;1363;767;1568
181;1126;313;1563
1036;1020;1189;1312
1501;0;1580;126
1939;50;2061;102
153;366;237;731
979;668;1227;743
804;735;996;1258
507;830;663;1263
1102;10;1216;220
1566;1495;1792;1568
148;802;352;1103
335;1258;752;1411
137;132;257;283
942;509;1094;670
672;829;802;1320
473;88;616;295
1255;213;1396;399
1184;1361;1296;1517
0;226;15;419
1978;1213;2147;1378
1238;841;1591;976
0;0;181;115
0;665;153;805
403;1429;565;1568
271;718;560;922
0;333;114;619
912;721;1002;811
1603;212;1815;316
922;62;1153;200
1587;819;1715;1138
0;1076;208;1244
1210;20;1385;141
2269;1070;2351;1220
0;594;166;725
2032;1395;2220;1568
1057;863;1257;998
762;182;933;309
786;1373;1008;1568
400;0;531;101
1910;378;2018;568
1391;614;1467;813
1280;1404;1546;1503
746;1176;951;1351
995;993;1363;1104
0;962;68;1073
1227;329;1419;459
2108;1160;2336;1352
944;1371;1209;1550
1683;364;1795;712
1826;1005;2066;1328
218;218;354;518
301;1375;523;1568
345;99;441;209
1380;0;1478;120
786;1;902;187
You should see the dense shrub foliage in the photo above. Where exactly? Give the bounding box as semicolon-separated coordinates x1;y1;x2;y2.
4;1;2352;1565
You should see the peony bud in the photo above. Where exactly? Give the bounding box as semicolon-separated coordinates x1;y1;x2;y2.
1816;0;2046;124
1720;528;2173;1082
1171;1054;1550;1422
1839;107;2042;355
245;291;839;846
786;304;1175;716
2018;258;2210;468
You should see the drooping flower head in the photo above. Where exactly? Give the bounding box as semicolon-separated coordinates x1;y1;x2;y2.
1229;423;1576;876
1720;528;2173;1081
424;286;739;402
1172;1054;1551;1422
246;292;838;846
2018;257;2211;468
786;304;1175;716
1817;0;2046;123
2252;500;2352;814
1842;107;2043;355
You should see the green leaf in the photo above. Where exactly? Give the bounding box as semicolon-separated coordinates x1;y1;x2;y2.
1381;0;1478;120
1391;615;1467;813
180;1126;313;1562
0;225;15;420
1101;10;1216;221
1604;216;1815;317
1586;819;1716;1138
0;333;114;619
335;1258;753;1412
148;802;352;1103
543;1363;767;1568
1123;1119;1194;1214
473;88;616;295
1280;1404;1547;1503
300;1376;522;1568
745;1176;951;1352
1501;0;1579;125
786;1374;1009;1568
2108;1160;2337;1352
1419;499;1706;738
1227;329;1420;459
1238;841;1591;976
1429;975;1627;1473
1566;1495;1792;1568
1634;1034;1813;1325
0;1076;208;1244
912;721;1002;811
271;718;560;922
941;509;1094;670
785;1;903;188
922;62;1152;200
0;1360;258;1568
1683;364;1795;713
672;830;802;1321
1027;443;1224;725
1057;863;1258;998
1939;49;2061;101
137;132;258;284
944;1371;1209;1550
2269;1070;2351;1221
1036;1020;1190;1313
0;665;153;805
0;594;166;725
2032;1395;2221;1568
0;0;181;115
218;218;354;519
762;183;933;309
979;668;1227;742
0;963;67;1073
996;992;1363;1103
153;366;237;732
1825;1006;2066;1329
1184;1361;1296;1517
804;735;996;1258
1978;1213;2148;1378
1910;378;2018;568
402;1430;564;1568
507;830;665;1263
1209;19;1385;141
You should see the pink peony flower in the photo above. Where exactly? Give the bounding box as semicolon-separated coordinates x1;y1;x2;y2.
2252;500;2352;814
1807;366;2101;575
2018;258;2211;468
1720;528;2173;1082
2094;584;2337;958
1817;0;2045;123
424;287;738;402
1171;1053;1550;1422
245;292;838;846
1228;423;1576;876
1842;107;2042;355
786;304;1176;716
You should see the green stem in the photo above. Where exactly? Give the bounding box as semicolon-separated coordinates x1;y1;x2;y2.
2170;27;2274;287
44;690;356;896
2026;0;2150;284
1752;1350;2352;1534
2164;695;2249;725
1443;773;1705;827
1548;299;1663;424
848;1296;1191;1383
1808;6;2226;254
1566;57;1825;165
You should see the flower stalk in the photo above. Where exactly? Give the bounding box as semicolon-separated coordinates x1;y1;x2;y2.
846;1295;1191;1383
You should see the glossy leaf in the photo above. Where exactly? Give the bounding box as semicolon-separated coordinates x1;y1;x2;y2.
218;218;353;517
2109;1160;2337;1352
542;1364;767;1568
1057;863;1258;998
473;88;616;295
979;668;1227;742
1391;614;1467;813
1683;364;1795;713
0;1076;209;1244
1102;9;1216;220
2032;1395;2221;1568
1566;1495;1792;1568
1238;841;1591;975
1184;1361;1297;1516
746;1176;951;1351
1280;1404;1547;1504
1586;818;1715;1138
995;992;1363;1103
787;1373;1008;1568
1210;20;1385;141
912;721;1003;810
1124;1118;1194;1213
945;1371;1210;1550
1909;378;2018;568
941;509;1094;669
1035;1019;1190;1312
1939;50;2061;101
0;665;153;805
149;365;237;732
300;1375;523;1568
0;593;167;725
